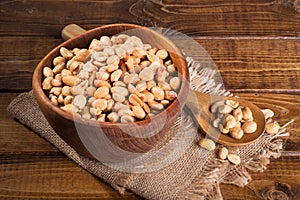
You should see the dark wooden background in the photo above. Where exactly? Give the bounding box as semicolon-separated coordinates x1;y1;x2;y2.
1;0;299;199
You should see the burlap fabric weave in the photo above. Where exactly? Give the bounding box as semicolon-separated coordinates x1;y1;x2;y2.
7;56;291;199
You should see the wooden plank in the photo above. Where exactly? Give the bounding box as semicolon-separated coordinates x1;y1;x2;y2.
0;155;139;199
1;0;300;37
221;156;300;199
1;37;300;91
0;154;298;199
0;93;59;155
1;92;299;155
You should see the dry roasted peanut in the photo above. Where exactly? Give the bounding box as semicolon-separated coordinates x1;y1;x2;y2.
123;73;140;84
141;91;154;102
156;49;168;60
42;77;53;90
112;93;125;103
118;108;134;116
100;36;111;47
72;48;81;54
86;86;96;97
61;69;72;77
146;80;156;90
50;87;62;96
218;147;229;160
96;71;110;81
151;86;164;101
226;99;239;109
156;67;168;82
167;64;176;74
139;67;154;81
50;95;58;106
103;99;114;112
43;67;54;77
169;77;180;91
57;94;64;104
74;49;90;62
140;60;151;68
62;75;78;87
73;95;87;109
60;47;74;60
52;63;65;74
61;104;78;114
148;101;164;110
107;64;119;72
90;107;101;116
232;107;243;121
51;78;62;87
77;70;89;80
111;69;122;82
120;115;135;123
53;56;66;66
103;47;115;56
129;94;143;106
241;106;252;121
64;96;73;105
242;121;257;134
136;81;147;92
227;154;241;165
95;113;105;121
132;49;146;58
61;86;71;96
160;99;170;106
115;46;127;58
114;102;129;112
113;81;126;87
106;55;119;65
103;93;111;100
132;106;146;119
165;91;177;101
92;51;108;62
210;100;225;113
107;112;119;122
94;86;109;99
82;106;91;119
219;124;229;134
230;127;244;139
71;85;84;95
94;79;111;88
158;81;171;91
224;114;236;129
89;39;102;51
213;118;222;128
218;104;233;114
261;109;274;119
128;83;136;94
198;138;216;151
266;122;280;135
92;99;107;111
111;86;129;97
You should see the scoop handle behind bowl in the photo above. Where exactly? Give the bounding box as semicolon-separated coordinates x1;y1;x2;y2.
61;24;266;147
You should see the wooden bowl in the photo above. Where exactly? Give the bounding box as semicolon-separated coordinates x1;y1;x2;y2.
32;24;189;160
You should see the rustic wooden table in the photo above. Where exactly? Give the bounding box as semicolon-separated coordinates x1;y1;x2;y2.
1;0;299;199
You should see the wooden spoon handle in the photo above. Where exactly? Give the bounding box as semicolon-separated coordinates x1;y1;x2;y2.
61;24;87;40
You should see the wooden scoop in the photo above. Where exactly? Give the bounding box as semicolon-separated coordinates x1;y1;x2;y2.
185;91;266;146
62;24;266;147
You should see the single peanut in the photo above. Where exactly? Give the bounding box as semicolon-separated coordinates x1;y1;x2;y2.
198;138;216;151
227;154;241;165
218;147;228;160
265;122;280;135
242;121;257;134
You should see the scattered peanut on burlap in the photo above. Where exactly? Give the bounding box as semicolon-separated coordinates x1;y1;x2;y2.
41;34;181;123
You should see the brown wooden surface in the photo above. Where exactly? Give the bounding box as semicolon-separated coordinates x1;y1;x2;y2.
1;0;299;199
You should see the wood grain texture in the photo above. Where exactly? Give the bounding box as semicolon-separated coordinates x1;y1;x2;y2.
1;0;300;37
0;155;140;200
1;37;300;91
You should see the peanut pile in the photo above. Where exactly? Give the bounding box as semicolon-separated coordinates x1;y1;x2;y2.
42;34;181;123
210;99;257;140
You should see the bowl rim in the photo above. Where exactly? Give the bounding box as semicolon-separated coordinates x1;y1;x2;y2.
32;23;190;129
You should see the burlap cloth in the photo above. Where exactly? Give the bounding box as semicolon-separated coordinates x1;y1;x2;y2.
7;55;292;199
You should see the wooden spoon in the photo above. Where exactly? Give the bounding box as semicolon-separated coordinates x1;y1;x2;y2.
185;91;266;146
62;24;266;147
